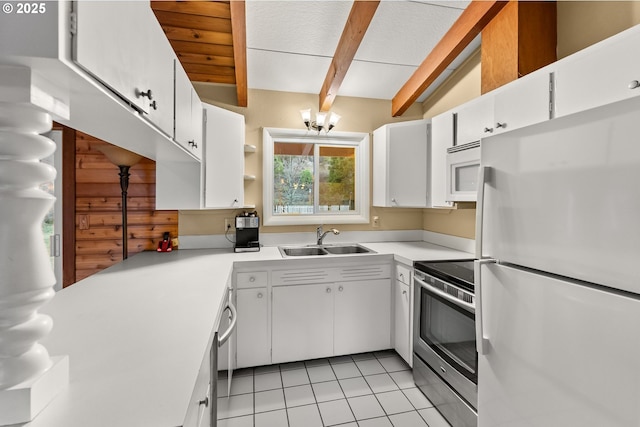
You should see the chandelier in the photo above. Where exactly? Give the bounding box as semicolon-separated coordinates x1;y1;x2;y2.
300;109;341;134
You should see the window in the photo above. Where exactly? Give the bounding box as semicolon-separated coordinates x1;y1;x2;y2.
263;128;369;226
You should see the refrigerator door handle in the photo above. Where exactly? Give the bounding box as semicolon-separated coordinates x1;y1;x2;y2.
475;258;496;355
475;166;491;259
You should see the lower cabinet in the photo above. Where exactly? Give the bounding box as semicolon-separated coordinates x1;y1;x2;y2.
272;283;334;364
236;287;270;368
394;263;413;366
334;279;391;355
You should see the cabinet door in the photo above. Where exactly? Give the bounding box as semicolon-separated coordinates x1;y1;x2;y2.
555;26;640;118
394;280;411;365
455;95;494;146
174;62;193;149
191;91;204;159
494;71;551;135
236;288;270;368
74;1;151;113
334;279;391;356
373;120;429;207
272;284;334;364
430;112;454;208
203;104;244;209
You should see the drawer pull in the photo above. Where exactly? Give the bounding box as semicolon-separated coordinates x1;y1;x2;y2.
629;80;640;89
257;292;263;298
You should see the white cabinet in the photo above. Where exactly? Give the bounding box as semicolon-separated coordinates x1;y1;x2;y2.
555;25;640;118
334;279;391;355
393;263;412;366
236;288;270;368
73;1;174;136
183;336;213;427
493;71;552;134
373;120;430;207
175;63;203;159
430;112;454;208
203;104;245;209
453;95;495;146
272;283;334;364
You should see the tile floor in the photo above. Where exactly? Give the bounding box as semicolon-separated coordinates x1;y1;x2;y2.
217;350;452;427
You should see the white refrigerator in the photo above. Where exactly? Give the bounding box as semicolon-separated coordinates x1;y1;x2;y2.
475;96;640;427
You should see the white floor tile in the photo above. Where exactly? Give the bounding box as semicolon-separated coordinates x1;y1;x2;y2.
347;394;385;420
376;390;415;415
254;371;283;392
339;423;359;427
365;373;399;393
254;389;286;413
331;361;361;379
254;409;288;427
379;355;410;373
287;404;323;427
351;352;376;361
227;375;254;396
358;416;394;427
318;399;356;426
284;384;316;408
217;393;254;419
356;359;386;376
217;415;253;427
307;364;337;383
281;368;310;387
418;407;451;427
402;388;433;410
312;380;345;402
329;355;354;365
389;410;429;427
389;370;415;389
339;376;373;398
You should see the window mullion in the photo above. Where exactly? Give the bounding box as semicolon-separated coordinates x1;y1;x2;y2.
313;144;320;214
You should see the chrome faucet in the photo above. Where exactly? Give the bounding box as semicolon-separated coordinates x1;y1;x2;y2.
317;226;340;245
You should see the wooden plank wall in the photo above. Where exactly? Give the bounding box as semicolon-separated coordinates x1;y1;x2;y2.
75;132;178;281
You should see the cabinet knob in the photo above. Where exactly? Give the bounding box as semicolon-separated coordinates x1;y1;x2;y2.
326;287;332;293
496;122;506;129
249;276;255;282
149;100;157;110
199;396;209;407
484;127;494;133
399;273;404;281
402;290;407;295
257;292;263;299
136;88;153;100
629;80;640;89
338;286;344;292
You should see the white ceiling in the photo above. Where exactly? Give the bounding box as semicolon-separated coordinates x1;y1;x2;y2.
245;0;478;104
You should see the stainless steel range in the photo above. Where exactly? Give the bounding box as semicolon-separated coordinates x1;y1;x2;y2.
413;259;477;427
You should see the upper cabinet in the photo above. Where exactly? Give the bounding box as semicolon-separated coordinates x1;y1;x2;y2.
373;120;430;208
203;104;245;209
175;63;203;160
555;25;640;118
72;1;174;137
453;95;495;146
493;71;552;134
430;112;455;208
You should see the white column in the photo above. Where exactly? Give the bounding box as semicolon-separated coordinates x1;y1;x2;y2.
0;67;69;425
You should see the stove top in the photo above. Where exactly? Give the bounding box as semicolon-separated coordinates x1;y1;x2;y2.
414;259;475;292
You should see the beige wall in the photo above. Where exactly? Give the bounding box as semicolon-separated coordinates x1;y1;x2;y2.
180;88;425;236
181;4;640;241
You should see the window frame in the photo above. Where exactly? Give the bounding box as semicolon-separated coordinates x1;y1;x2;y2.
263;127;370;226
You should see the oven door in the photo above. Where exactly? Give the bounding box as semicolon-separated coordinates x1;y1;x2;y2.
413;272;477;408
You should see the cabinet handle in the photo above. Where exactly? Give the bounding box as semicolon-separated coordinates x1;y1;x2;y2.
629;80;640;89
188;140;198;149
402;290;407;295
199;396;209;407
149;100;157;110
233;199;239;206
249;276;256;282
338;286;344;292
399;273;404;281
257;292;263;299
326;287;332;293
484;127;494;133
136;88;153;100
496;122;506;128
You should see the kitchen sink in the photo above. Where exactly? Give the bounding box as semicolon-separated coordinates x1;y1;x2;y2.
278;244;375;258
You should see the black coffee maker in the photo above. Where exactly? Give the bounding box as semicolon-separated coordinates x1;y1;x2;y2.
234;212;260;252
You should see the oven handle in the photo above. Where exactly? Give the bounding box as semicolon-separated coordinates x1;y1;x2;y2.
474;259;496;355
475;166;491;259
414;275;475;314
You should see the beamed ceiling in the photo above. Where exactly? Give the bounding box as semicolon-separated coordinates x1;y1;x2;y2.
151;0;508;116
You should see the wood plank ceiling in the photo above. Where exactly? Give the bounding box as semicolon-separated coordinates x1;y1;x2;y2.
151;1;247;106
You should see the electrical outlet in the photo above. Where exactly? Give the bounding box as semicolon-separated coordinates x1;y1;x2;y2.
224;218;234;230
373;216;380;228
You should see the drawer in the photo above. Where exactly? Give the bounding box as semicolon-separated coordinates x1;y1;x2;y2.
396;263;412;285
236;271;268;289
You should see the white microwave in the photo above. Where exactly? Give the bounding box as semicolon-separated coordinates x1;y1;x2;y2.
446;142;480;202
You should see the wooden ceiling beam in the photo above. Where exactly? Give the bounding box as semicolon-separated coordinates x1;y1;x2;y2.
391;0;508;117
150;1;231;19
169;40;234;57
152;10;232;33
230;1;248;107
162;26;233;46
318;0;380;112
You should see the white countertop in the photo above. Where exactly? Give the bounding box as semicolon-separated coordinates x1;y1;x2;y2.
31;241;471;427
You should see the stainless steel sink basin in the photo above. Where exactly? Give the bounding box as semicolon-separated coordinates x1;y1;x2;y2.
278;244;375;258
323;245;371;254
